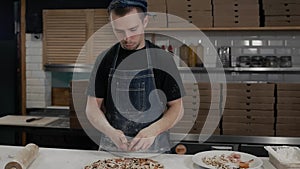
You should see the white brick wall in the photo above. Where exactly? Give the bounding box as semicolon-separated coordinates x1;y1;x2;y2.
26;33;52;108
24;31;300;108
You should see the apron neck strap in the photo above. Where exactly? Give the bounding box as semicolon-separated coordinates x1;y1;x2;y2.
112;41;153;69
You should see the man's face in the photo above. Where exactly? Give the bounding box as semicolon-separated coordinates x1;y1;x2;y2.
110;8;147;50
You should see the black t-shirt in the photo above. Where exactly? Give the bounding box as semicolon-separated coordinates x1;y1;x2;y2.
87;40;184;104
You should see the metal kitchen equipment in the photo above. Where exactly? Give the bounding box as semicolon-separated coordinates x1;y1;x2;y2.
279;56;292;67
237;55;251;67
217;46;231;67
250;55;264;67
265;56;279;67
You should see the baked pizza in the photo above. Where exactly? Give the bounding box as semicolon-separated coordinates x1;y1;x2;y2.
84;158;164;169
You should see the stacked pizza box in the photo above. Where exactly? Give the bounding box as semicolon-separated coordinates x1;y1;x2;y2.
147;0;168;28
166;0;213;28
276;83;300;137
222;83;275;136
263;0;300;26
213;0;260;27
170;83;200;134
191;83;221;135
170;83;221;135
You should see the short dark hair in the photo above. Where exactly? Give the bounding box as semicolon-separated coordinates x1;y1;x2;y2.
111;6;143;16
108;0;147;14
110;6;146;18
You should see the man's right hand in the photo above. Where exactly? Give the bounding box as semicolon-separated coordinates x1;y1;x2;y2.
108;129;128;151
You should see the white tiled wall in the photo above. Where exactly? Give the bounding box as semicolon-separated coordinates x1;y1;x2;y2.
25;31;300;108
151;30;300;83
26;34;51;108
208;31;300;82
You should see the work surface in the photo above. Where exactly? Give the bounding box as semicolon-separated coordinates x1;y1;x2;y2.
0;145;276;169
0;115;60;127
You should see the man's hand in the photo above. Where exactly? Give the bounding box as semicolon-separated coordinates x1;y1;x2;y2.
128;127;157;151
108;129;129;151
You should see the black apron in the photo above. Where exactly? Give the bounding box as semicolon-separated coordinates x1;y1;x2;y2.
99;42;170;153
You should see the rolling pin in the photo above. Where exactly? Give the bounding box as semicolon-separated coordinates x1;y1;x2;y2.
5;143;39;169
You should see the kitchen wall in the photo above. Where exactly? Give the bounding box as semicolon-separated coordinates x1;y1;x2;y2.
26;34;51;108
26;30;300;108
155;30;300;83
215;30;300;83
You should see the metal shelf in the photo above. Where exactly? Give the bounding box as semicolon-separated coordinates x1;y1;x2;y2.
45;64;300;73
44;64;93;73
146;26;300;31
179;67;300;73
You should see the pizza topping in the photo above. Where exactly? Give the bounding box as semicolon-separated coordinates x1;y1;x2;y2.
202;153;254;169
84;158;164;169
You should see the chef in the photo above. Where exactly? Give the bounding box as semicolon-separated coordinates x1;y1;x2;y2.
86;0;184;153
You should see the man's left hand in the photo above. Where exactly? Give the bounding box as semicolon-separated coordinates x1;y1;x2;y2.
128;127;157;151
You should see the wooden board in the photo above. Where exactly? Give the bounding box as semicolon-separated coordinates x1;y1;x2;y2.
0;115;59;127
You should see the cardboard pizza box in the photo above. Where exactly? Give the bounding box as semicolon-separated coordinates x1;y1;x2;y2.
223;122;274;130
188;2;212;11
183;83;199;89
223;116;274;124
276;130;300;137
167;21;195;28
277;83;300;91
223;109;275;117
277;97;300;104
263;0;300;4
166;0;188;8
183;95;200;103
223;129;274;136
276;124;299;130
277;110;300;117
226;83;275;90
277;91;300;97
214;4;259;11
265;21;300;26
214;22;260;27
198;83;221;90
214;16;259;23
213;9;259;16
199;109;220;115
184;88;201;96
226;96;275;104
188;18;214;27
167;10;212;20
200;96;221;103
226;90;274;97
213;0;259;5
277;116;300;124
189;127;220;135
224;102;274;110
183;102;200;109
277;104;300;110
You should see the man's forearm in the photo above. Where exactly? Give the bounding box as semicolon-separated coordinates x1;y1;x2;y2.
147;98;184;137
85;96;115;136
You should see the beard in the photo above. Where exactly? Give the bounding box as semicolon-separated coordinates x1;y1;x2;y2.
120;40;140;50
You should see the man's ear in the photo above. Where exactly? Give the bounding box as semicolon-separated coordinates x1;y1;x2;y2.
143;15;149;28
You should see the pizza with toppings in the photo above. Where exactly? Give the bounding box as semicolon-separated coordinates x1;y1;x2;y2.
84;157;164;169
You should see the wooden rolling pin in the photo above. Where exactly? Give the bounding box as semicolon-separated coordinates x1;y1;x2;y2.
5;143;39;169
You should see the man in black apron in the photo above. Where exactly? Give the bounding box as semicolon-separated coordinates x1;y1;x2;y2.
86;0;184;153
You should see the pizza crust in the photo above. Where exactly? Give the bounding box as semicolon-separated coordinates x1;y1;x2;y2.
84;158;164;169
